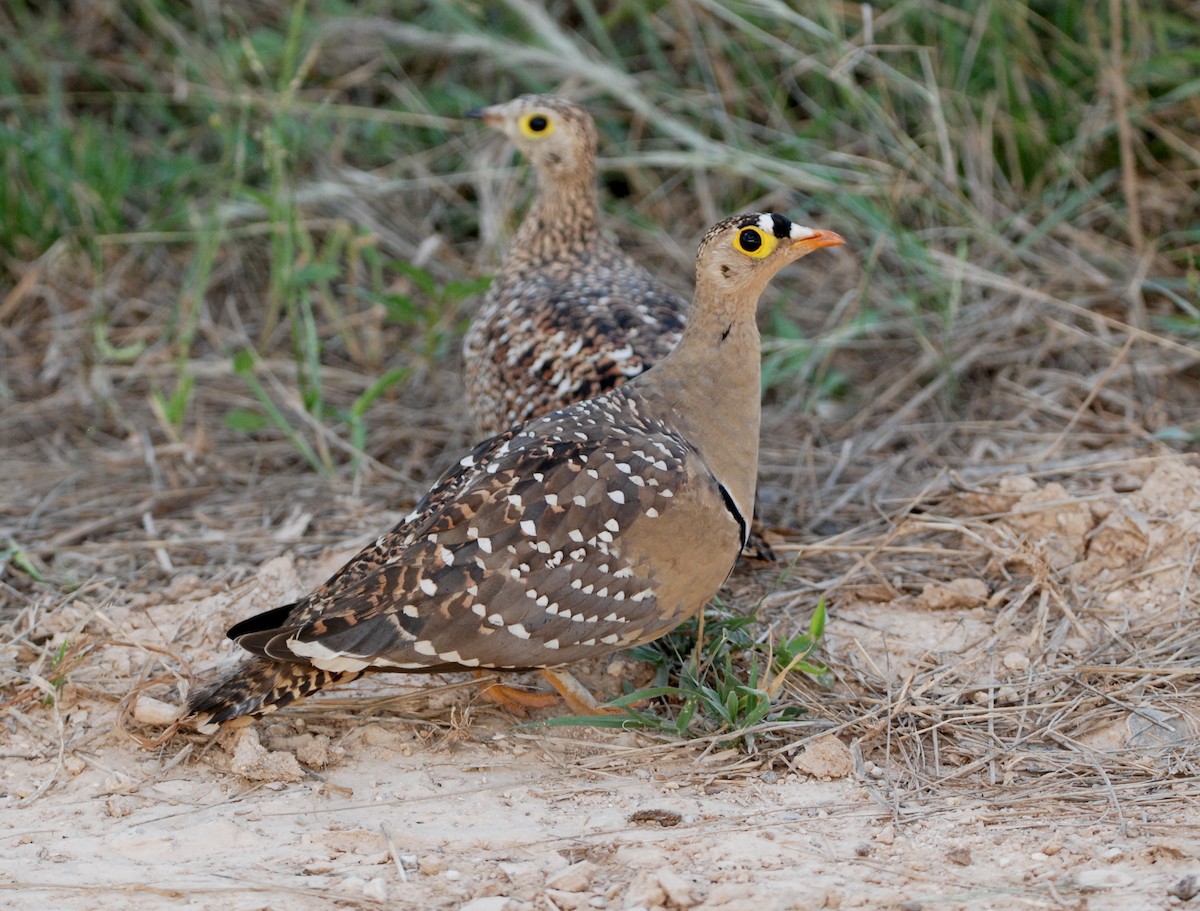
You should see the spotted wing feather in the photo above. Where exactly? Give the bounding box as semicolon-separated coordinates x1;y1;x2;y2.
465;248;688;435
228;396;718;678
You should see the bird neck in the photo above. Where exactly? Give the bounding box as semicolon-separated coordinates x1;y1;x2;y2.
635;288;763;525
512;165;601;262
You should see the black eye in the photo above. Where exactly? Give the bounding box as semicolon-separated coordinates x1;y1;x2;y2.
529;115;549;132
739;228;762;252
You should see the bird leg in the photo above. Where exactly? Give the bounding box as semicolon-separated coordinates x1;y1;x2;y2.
474;668;623;716
475;672;562;716
539;668;624;716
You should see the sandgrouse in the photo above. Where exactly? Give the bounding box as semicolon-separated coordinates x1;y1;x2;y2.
186;214;844;731
462;94;689;436
463;95;776;559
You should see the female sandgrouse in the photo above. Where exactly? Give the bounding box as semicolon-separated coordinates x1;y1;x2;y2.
187;214;844;731
464;95;776;560
462;94;688;437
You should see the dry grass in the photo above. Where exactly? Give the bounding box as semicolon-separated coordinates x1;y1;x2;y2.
2;1;1200;847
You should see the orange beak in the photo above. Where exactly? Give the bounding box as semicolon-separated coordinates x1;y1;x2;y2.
791;228;846;253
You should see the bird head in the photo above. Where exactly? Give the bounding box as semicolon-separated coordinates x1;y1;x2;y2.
696;213;845;299
467;94;598;179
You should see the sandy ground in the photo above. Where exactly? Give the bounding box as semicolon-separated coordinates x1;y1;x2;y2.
4;458;1200;910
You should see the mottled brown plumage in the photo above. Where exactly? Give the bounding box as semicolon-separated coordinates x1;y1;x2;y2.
186;213;844;732
462;95;688;437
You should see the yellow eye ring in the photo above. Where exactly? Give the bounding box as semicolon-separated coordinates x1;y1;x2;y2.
732;226;777;259
518;112;554;139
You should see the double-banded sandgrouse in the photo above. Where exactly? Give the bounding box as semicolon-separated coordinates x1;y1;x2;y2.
187;214;844;731
462;94;688;437
463;95;778;559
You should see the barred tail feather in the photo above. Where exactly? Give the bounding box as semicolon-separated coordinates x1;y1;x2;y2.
187;657;362;733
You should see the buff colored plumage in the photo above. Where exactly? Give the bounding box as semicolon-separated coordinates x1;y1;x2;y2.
462;95;688;437
187;214;844;731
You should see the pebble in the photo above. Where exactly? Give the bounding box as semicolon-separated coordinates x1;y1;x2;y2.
133;695;181;725
656;869;697;907
460;898;511;911
1002;651;1030;670
362;878;388;901
546;860;598;892
1076;869;1133;890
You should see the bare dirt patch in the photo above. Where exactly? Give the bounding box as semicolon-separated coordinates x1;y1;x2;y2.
5;449;1200;909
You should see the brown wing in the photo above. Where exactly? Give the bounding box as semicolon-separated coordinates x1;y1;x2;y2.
464;245;688;435
227;394;734;674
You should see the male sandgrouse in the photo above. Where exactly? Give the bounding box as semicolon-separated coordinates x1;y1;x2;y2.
187;214;844;731
462;94;688;436
464;95;776;559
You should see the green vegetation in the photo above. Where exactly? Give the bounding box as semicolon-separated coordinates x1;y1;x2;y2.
2;0;1196;737
538;599;829;747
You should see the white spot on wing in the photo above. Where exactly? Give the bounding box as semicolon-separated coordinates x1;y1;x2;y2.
287;637;371;672
507;623;531;639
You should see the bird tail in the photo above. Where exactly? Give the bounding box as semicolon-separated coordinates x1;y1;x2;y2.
186;657;362;733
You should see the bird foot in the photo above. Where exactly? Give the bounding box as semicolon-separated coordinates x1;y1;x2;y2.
475;669;624;717
476;677;563;717
539;668;625;716
741;520;778;563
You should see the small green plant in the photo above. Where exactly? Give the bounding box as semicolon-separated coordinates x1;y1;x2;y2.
373;260;491;365
229;347;329;474
40;639;75;706
540;600;829;748
1;539;49;584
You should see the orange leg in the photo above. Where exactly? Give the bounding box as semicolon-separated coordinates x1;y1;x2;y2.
475;672;561;716
474;669;623;716
539;668;623;716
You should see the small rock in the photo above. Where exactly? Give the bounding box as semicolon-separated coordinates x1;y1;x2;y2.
656;868;698;907
874;824;895;845
461;898;512;911
915;578;988;611
629;808;683;827
546;860;598;893
853;842;871;857
946;846;972;866
624;872;666;908
792;734;854;779
228;728;304;783
419;854;448;876
1002;651;1030;671
295;734;333;768
1168;875;1200;901
133;695;181;726
362;877;388;901
445;869;462;882
545;890;592;910
1076;869;1134;890
105;796;133;818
